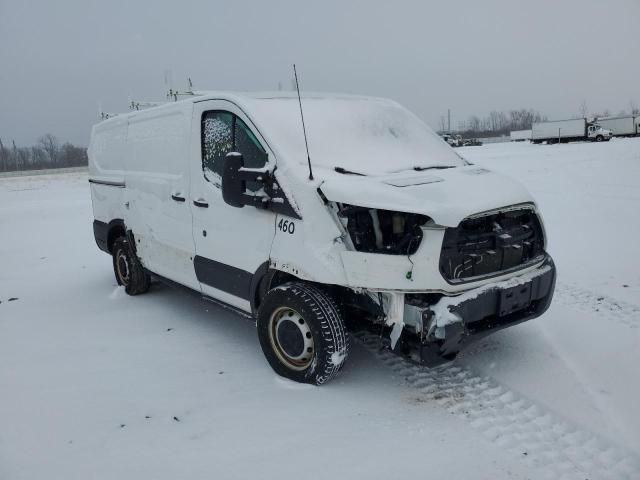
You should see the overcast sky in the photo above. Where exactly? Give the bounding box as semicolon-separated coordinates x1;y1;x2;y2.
1;0;639;146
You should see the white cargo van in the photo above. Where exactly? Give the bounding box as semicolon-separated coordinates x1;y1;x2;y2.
89;92;556;384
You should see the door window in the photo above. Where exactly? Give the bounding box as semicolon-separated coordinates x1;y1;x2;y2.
201;111;267;190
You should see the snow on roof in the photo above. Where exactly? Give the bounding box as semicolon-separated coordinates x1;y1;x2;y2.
241;94;464;176
95;91;464;177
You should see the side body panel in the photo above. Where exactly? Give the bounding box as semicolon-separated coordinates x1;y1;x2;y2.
122;103;199;290
88;117;128;227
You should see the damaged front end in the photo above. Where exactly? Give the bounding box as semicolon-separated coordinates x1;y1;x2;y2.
358;256;556;366
408;256;555;365
335;203;556;366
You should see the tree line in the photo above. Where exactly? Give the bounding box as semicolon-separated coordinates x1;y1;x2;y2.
445;99;640;139
0;134;87;172
440;109;548;138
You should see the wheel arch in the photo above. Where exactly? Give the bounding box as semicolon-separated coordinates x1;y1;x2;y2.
250;264;300;315
106;219;126;254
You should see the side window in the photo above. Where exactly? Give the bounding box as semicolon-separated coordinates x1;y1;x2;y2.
202;112;233;185
201;111;267;190
235;117;267;169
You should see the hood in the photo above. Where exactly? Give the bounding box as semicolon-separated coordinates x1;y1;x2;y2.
319;166;535;227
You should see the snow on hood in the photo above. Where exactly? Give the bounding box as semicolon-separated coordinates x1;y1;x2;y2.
245;95;465;176
319;165;535;227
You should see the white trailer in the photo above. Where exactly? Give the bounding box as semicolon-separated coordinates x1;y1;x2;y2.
510;129;532;142
531;118;612;144
596;116;639;137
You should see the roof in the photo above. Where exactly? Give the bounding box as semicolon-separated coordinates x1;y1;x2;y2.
96;91;389;126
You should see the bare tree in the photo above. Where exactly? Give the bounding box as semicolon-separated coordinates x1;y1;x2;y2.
439;115;447;132
488;111;500;131
31;146;47;169
0;138;6;172
468;115;481;132
630;99;639;115
38;134;60;166
11;140;20;170
579;99;588;118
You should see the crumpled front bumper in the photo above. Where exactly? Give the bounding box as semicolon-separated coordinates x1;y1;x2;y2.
414;256;556;366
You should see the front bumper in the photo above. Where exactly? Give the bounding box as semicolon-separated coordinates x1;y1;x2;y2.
406;256;556;366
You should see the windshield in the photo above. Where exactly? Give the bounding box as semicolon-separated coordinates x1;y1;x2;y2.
247;96;465;176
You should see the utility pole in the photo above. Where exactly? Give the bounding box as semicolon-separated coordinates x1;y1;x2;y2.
448;109;451;132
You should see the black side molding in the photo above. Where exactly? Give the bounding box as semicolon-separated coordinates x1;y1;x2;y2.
194;256;252;300
89;178;126;188
93;219;125;254
93;220;110;253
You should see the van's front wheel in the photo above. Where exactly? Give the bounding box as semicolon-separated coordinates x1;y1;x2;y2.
112;237;150;295
257;282;349;385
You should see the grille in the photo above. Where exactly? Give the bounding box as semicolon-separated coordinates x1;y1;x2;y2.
439;208;545;282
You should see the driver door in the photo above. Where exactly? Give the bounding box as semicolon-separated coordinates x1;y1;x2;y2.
189;100;276;312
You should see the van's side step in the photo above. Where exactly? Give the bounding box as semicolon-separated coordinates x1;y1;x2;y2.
202;295;253;319
145;269;254;320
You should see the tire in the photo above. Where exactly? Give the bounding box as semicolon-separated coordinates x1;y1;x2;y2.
112;236;150;295
257;282;350;385
596;135;603;142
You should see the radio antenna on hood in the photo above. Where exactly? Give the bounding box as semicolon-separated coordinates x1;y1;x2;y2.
293;64;314;181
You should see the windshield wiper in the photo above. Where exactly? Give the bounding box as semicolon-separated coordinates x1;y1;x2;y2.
413;165;456;171
335;166;366;176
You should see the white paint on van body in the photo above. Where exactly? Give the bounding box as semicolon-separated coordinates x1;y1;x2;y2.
88;91;549;314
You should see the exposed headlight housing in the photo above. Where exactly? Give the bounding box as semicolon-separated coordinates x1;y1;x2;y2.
337;204;430;255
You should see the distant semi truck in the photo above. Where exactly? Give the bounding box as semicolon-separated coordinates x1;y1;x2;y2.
531;118;612;144
510;130;532;142
595;116;640;137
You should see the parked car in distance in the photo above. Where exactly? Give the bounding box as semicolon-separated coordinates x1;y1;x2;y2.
439;133;462;147
462;138;483;146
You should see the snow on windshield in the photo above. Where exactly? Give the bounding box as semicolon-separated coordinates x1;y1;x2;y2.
247;96;464;176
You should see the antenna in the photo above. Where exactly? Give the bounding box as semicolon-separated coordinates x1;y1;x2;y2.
293;64;314;181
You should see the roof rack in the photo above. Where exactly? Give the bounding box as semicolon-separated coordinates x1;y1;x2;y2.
98;77;203;121
166;77;204;101
129;100;166;111
99;111;120;120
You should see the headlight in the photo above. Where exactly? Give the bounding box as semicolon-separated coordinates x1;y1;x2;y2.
337;204;429;255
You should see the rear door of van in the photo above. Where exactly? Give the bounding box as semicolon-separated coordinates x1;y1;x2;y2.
123;105;199;289
189;100;276;312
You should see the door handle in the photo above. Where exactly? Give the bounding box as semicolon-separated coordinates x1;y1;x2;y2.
193;199;209;208
171;193;186;202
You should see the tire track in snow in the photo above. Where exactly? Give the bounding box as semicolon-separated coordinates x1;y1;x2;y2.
555;283;640;328
356;332;640;480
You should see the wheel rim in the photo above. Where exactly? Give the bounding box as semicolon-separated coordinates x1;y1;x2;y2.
268;307;314;371
116;249;130;285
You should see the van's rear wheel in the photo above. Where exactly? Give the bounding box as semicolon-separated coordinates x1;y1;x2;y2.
257;282;349;385
112;237;150;295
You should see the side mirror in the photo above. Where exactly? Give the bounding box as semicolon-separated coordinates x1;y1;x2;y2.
221;152;246;208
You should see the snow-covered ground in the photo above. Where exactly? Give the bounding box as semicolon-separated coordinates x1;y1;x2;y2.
1;138;639;479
